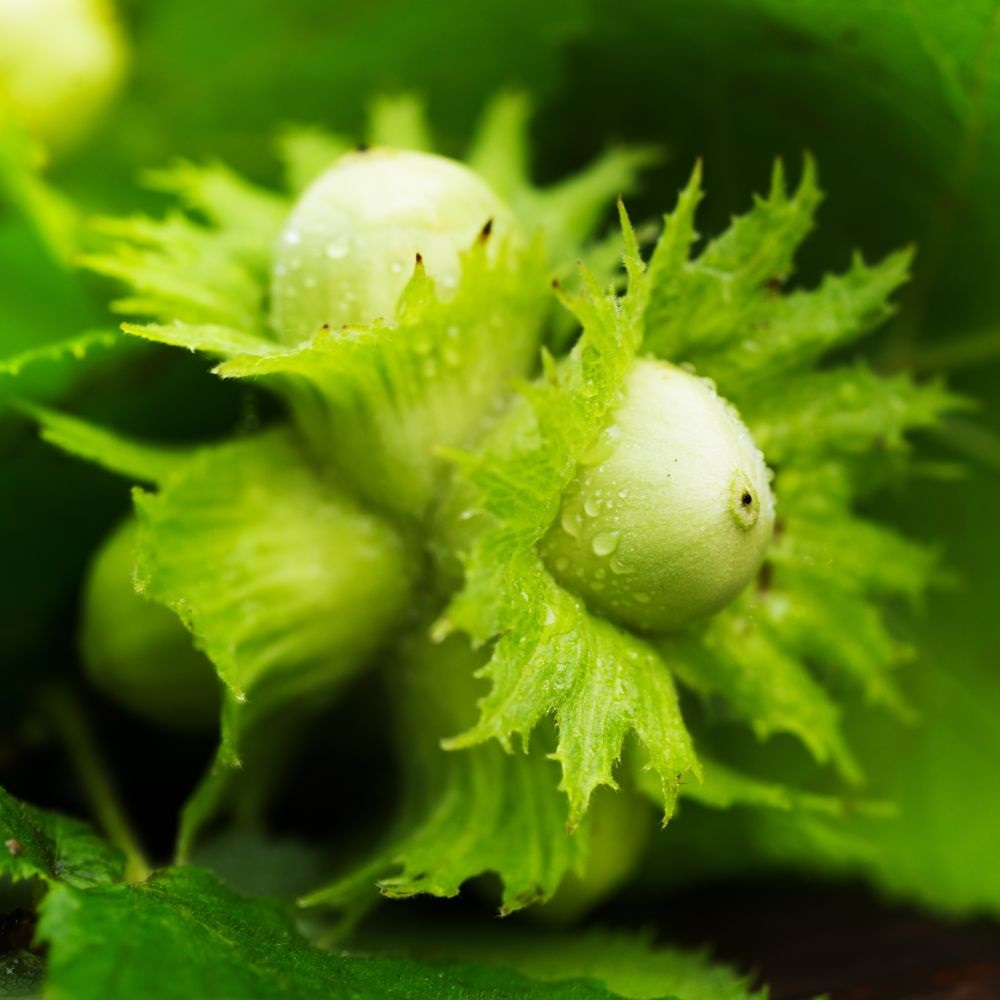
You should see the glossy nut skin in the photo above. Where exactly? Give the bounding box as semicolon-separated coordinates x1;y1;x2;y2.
270;147;516;344
540;359;775;633
80;519;219;731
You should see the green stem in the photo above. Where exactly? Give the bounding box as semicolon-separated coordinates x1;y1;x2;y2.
41;687;151;882
935;417;1000;473
908;326;1000;374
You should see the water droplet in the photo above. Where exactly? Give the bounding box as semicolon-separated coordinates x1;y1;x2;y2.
324;240;348;259
633;591;652;604
544;605;556;626
390;261;404;274
555;556;570;573
560;508;581;538
583;496;602;517
592;531;620;556
609;554;633;575
284;229;302;245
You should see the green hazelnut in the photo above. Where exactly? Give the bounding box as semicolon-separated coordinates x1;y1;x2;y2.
270;147;517;344
80;518;219;730
0;0;126;155
540;359;775;632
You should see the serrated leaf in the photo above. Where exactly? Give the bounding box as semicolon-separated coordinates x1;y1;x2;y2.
0;786;123;890
353;922;764;1000
757;575;911;715
142;160;287;248
0;330;118;379
132;430;412;704
307;633;587;916
81;159;287;335
523;146;661;264
675;757;860;817
696;251;913;392
120;320;274;358
82;212;266;331
774;467;937;601
127;430;414;854
466;91;658;266
19;409;415;858
441;209;698;826
418;928;765;1000
447;551;698;827
37;867;627;1000
220;239;549;516
644;157;822;358
745;364;964;465
662;602;860;782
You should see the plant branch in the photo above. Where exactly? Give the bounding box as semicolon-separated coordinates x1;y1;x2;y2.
40;686;151;882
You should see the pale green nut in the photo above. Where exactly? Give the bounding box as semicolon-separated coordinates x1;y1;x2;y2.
80;519;219;730
0;0;126;155
541;358;775;632
270;147;517;344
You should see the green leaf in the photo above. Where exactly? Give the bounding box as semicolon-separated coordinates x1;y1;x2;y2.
662;603;859;782
446;551;698;828
440;208;697;826
21;406;415;856
429;928;764;1000
141;160;287;247
694;251;913;393
133;429;412;706
674;756;862;817
644;157;822;359
120;321;274;358
774;465;937;602
467;91;659;267
80;159;287;335
466;91;534;204
127;430;415;854
756;576;910;715
275;124;354;195
745;364;964;466
37;867;629;1000
188;829;329;900
14;402;185;483
0;331;118;379
367;93;434;152
0;951;43;998
219;239;549;517
306;633;587;916
0;786;123;890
